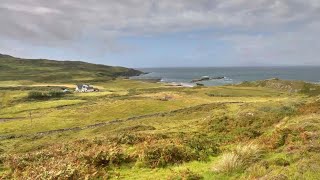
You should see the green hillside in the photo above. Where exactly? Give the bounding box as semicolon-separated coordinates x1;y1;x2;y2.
0;56;320;179
0;54;142;83
239;78;320;96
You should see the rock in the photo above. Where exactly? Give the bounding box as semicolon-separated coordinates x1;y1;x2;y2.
191;76;210;83
190;76;225;83
211;76;225;80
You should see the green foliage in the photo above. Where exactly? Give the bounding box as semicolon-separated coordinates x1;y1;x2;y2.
168;169;203;180
28;91;48;99
137;141;194;168
136;137;219;168
48;90;64;98
28;90;65;100
184;135;220;161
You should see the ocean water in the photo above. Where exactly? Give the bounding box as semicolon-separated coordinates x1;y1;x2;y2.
134;67;320;86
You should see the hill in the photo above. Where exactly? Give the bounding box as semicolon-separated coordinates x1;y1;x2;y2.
239;78;320;96
0;53;142;83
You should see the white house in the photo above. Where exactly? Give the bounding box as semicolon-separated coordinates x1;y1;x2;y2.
75;84;95;92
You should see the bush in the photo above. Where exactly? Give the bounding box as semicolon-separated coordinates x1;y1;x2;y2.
184;135;220;161
136;137;219;168
28;90;65;100
212;143;262;174
137;142;194;168
48;90;64;98
83;148;131;167
28;91;48;99
135;135;220;169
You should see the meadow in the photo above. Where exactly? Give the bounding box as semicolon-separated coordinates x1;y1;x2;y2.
0;75;319;180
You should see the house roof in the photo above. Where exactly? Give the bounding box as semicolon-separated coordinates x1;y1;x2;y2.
76;84;92;89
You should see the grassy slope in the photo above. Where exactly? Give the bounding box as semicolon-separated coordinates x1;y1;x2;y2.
1;72;320;179
0;54;142;83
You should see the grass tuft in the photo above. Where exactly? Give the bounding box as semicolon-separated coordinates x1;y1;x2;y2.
212;143;262;174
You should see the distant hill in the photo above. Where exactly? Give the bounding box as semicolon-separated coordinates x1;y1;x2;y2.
239;78;320;96
0;53;142;83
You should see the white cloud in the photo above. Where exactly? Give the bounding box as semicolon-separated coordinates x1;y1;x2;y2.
0;0;319;65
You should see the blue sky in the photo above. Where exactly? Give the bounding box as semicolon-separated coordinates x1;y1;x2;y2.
0;0;320;67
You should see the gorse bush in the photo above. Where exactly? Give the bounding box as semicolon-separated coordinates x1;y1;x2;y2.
28;90;65;100
136;137;219;168
28;91;47;99
82;147;132;167
48;90;64;97
184;135;220;161
137;142;194;168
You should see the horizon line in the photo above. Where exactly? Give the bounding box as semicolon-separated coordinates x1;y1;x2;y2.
135;65;320;69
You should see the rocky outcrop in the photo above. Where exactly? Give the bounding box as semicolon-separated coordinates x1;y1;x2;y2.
191;76;225;83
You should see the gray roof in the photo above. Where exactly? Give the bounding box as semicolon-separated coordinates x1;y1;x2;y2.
76;84;91;89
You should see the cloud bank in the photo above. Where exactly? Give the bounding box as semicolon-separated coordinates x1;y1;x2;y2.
0;0;319;66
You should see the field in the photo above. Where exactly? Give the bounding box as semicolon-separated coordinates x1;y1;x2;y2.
1;74;320;179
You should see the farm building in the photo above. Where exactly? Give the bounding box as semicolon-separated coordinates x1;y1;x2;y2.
75;84;98;92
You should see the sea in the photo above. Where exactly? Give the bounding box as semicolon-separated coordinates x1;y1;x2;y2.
132;66;320;86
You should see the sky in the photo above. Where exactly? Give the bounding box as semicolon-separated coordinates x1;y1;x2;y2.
0;0;320;67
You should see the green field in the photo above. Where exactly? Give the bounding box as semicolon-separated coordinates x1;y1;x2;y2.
1;57;320;179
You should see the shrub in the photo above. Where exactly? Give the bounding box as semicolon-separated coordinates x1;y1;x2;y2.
137;137;219;168
28;90;65;100
184;135;220;161
137;142;194;168
83;148;131;167
48;90;64;98
168;169;203;180
212;143;262;174
28;91;48;99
